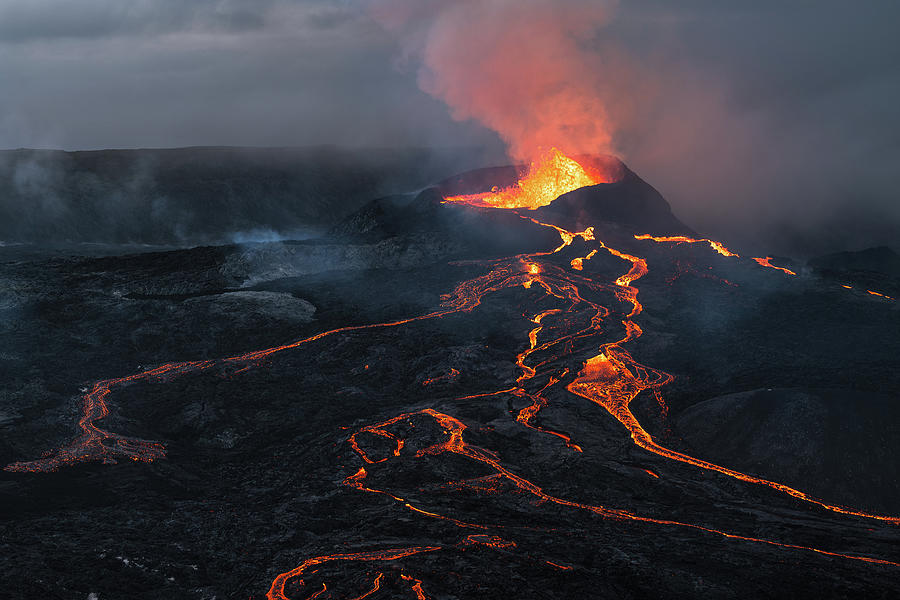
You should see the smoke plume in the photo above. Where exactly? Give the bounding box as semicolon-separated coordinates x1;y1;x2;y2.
369;0;620;163
367;1;900;256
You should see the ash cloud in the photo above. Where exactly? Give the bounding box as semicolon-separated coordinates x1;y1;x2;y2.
0;0;271;42
368;0;619;163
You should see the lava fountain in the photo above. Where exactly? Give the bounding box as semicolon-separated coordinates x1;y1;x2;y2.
442;148;620;210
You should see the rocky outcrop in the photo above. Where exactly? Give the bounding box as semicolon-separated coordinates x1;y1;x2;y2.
533;168;695;235
676;388;900;514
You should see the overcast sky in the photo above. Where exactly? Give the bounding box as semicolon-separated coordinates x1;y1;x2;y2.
1;0;898;253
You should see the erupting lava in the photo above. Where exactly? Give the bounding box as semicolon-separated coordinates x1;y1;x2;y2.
7;156;900;597
443;149;617;210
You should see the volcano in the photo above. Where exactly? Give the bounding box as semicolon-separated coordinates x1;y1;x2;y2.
1;151;898;599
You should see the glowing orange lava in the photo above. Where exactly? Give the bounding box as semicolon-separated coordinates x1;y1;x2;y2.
422;368;460;386
443;149;615;210
752;256;797;276
634;234;805;279
8;160;900;597
867;290;894;299
633;234;739;258
641;468;660;479
265;546;441;600
839;284;895;300
570;249;598;271
336;407;900;582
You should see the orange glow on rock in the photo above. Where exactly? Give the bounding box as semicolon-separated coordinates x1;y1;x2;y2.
633;234;739;258
401;574;428;600
867;290;893;299
266;546;441;600
752;256;797;276
443;149;617;210
641;468;660;479
571;249;598;271
422;368;460;386
581;353;622;380
464;534;517;550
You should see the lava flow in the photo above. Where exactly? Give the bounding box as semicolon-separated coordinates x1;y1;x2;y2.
266;546;441;600
442;148;618;210
271;157;899;595
632;234;739;258
752;256;797;275
5;262;550;473
634;234;798;276
278;394;899;595
422;368;460;386
8;150;900;597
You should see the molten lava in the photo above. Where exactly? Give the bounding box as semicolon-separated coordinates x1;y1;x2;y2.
8;158;900;597
752;256;797;276
633;234;739;258
422;368;460;386
570;249;598;271
634;234;804;278
443;149;617;210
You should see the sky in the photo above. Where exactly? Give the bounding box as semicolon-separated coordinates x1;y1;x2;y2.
1;0;898;254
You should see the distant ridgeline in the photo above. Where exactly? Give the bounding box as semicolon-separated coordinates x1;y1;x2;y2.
0;146;490;245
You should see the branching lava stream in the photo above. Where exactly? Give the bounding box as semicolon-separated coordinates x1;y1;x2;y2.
7;152;899;598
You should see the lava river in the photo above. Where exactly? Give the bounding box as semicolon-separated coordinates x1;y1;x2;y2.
6;152;899;599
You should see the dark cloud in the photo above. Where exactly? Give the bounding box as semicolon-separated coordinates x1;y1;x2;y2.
306;6;356;31
0;0;499;153
0;0;897;254
0;0;273;42
604;1;900;254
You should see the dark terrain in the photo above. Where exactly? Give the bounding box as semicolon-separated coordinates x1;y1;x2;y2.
0;146;494;245
1;152;899;599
